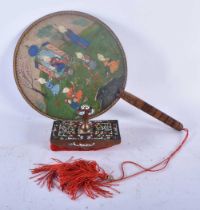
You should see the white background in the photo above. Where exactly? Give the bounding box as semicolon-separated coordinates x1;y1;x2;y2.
0;0;200;210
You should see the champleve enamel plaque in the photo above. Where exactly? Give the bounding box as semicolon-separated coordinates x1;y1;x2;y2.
14;11;127;120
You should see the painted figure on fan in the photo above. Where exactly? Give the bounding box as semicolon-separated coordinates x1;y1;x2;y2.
28;43;71;78
63;83;83;110
75;52;97;70
50;56;70;73
57;25;90;48
65;99;80;110
97;53;120;74
37;78;60;96
41;55;70;76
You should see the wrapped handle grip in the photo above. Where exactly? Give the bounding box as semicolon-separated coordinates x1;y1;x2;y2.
120;91;183;131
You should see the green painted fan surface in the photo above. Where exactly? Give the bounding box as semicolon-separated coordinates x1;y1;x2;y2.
14;11;127;120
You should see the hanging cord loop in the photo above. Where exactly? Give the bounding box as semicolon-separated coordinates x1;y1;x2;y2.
110;128;189;183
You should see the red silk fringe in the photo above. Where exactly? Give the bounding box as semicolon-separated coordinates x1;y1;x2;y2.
31;158;118;199
30;128;189;200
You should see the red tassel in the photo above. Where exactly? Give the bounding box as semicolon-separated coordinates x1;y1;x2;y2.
31;158;118;199
31;128;189;200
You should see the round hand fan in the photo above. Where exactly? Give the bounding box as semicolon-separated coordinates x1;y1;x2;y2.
14;11;183;132
14;11;189;200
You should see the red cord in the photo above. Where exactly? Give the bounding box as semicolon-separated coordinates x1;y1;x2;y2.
110;128;189;183
31;128;189;199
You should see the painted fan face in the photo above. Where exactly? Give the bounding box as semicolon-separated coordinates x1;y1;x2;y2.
14;11;127;120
